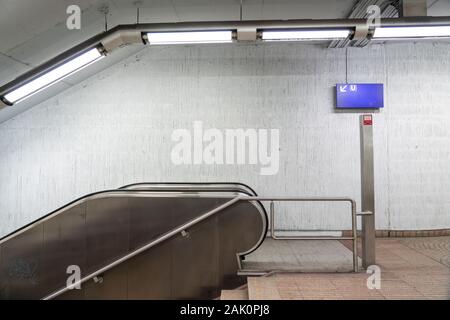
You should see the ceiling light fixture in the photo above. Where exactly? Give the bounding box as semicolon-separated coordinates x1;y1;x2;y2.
2;47;104;105
145;31;234;45
262;29;351;41
373;25;450;39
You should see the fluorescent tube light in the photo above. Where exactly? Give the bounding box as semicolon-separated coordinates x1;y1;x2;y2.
373;25;450;38
3;48;104;104
146;31;233;45
262;29;350;41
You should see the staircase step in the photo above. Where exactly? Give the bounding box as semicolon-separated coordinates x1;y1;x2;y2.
220;289;249;300
247;276;282;300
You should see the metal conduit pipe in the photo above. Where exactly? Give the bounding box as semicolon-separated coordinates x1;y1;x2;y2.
1;16;450;104
329;0;400;48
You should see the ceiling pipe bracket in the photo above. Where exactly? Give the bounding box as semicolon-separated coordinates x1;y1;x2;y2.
351;24;370;41
100;30;144;53
237;28;257;41
0;99;8;109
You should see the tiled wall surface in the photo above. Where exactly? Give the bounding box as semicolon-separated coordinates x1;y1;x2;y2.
0;42;449;236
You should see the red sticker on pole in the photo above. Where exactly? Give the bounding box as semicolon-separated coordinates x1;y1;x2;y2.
363;115;372;126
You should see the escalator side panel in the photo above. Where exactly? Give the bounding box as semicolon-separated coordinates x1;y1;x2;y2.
128;197;229;250
42;204;87;299
126;240;172;299
0;245;6;299
128;197;176;250
55;284;85;299
218;202;264;290
57;197;132;300
171;216;220;299
85;197;130;274
168;198;227;232
83;262;129;300
0;188;268;300
0;224;45;299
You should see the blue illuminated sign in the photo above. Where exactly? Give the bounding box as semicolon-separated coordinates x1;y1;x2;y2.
336;83;384;109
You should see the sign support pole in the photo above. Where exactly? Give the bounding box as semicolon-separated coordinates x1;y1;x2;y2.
360;114;376;268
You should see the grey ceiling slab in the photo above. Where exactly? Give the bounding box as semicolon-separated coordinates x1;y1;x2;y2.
1;11;105;82
171;2;241;21
0;0;99;53
428;0;450;16
110;0;175;8
0;54;31;85
137;6;179;23
243;0;357;20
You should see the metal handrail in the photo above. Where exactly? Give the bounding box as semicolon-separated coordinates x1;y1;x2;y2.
42;195;358;300
357;211;373;216
0;189;254;244
42;196;242;300
266;197;358;272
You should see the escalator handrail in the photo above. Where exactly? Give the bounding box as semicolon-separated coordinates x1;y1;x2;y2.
0;186;264;244
119;182;259;196
42;195;357;300
42;195;244;300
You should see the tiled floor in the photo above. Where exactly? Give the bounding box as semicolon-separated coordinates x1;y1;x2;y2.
246;236;450;300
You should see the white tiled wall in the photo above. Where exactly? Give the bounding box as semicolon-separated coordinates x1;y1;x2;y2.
0;41;449;236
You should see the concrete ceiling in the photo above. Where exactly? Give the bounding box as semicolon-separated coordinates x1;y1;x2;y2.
0;0;450;123
0;0;359;80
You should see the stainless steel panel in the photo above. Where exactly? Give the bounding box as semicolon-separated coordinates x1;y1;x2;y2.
0;224;44;299
42;203;87;299
0;185;268;300
360;115;376;268
170;197;229;228
128;196;227;249
83;263;129;300
0;245;7;299
127;240;172;299
85;197;130;273
172;216;220;299
128;197;176;250
55;285;84;300
218;202;264;289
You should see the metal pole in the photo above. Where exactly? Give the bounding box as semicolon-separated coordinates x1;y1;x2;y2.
351;200;358;272
360;114;376;268
270;201;275;239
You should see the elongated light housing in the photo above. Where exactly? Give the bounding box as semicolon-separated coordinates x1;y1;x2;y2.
262;29;350;41
373;25;450;38
3;48;104;104
146;31;233;45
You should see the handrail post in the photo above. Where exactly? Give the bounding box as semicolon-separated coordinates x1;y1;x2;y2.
351;199;358;272
270;201;275;239
260;197;359;272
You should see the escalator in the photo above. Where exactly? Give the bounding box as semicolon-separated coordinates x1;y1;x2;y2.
0;183;267;300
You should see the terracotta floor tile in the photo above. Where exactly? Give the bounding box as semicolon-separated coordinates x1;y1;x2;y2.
246;236;450;300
